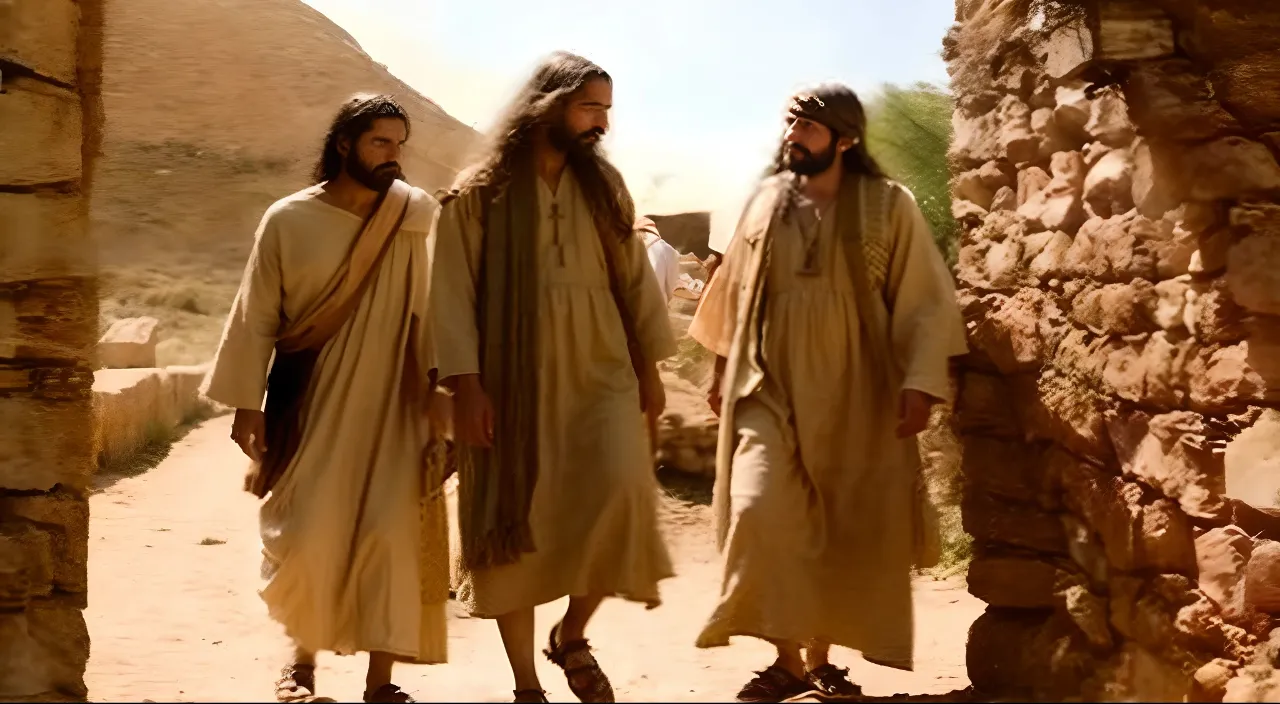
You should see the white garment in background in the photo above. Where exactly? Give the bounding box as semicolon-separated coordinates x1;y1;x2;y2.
641;230;682;304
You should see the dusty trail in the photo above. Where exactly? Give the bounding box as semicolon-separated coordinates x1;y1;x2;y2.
85;415;981;702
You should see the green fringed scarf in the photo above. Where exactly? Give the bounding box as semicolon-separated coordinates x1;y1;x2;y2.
455;160;541;571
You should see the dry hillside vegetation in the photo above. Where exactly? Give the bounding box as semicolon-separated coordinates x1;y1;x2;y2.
94;0;480;365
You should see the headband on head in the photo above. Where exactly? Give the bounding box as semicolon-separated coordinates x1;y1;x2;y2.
787;83;866;139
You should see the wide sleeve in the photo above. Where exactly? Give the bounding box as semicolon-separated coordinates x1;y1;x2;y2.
427;193;484;380
412;194;443;385
201;210;284;410
619;232;678;364
687;201;755;359
884;185;969;403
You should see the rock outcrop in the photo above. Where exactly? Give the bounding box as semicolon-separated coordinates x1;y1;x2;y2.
946;0;1280;700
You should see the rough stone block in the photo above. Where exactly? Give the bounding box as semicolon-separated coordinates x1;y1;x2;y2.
0;0;80;85
1196;526;1252;621
1085;86;1135;147
0;397;94;492
965;288;1066;374
97;316;160;369
1125;60;1242;142
1245;541;1280;615
0;601;89;699
1227;233;1280;318
0;78;82;187
962;436;1060;510
0;523;53;608
1018;151;1087;234
1183;137;1280;203
962;489;1066;554
0;491;88;594
1061;459;1196;574
1213;53;1280;133
0;193;92;283
1225;664;1280;702
1062;513;1109;587
1083;148;1134;219
1187;341;1280;414
1132;139;1184;219
967;553;1075;608
1106;409;1228;520
954;371;1024;438
1024;371;1115;464
1110;574;1250;674
0;278;98;362
1070;280;1157;336
968;607;1102;699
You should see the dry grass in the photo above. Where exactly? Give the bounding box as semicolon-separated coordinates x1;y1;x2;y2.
98;265;240;366
93;400;225;493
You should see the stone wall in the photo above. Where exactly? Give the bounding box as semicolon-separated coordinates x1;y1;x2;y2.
945;0;1280;700
0;0;102;699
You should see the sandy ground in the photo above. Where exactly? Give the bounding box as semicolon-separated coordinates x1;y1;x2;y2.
84;415;982;703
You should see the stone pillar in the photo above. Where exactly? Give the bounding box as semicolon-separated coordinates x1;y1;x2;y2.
945;0;1280;700
0;0;101;698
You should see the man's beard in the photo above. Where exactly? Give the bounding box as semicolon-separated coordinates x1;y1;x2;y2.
345;151;402;192
785;140;838;176
548;121;605;157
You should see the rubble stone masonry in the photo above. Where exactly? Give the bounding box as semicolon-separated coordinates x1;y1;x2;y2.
945;0;1280;700
0;0;102;698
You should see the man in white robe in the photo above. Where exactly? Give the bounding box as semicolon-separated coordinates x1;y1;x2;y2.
635;215;681;304
430;52;675;704
689;84;968;702
202;95;450;704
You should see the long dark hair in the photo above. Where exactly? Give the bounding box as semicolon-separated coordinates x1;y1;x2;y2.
312;94;411;184
451;51;635;242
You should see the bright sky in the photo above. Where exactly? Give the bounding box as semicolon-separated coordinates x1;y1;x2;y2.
302;0;955;226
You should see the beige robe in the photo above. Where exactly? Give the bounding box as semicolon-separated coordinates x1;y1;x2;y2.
430;171;677;618
202;186;451;662
689;175;967;669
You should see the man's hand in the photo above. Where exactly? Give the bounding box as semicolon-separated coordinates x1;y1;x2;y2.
707;376;723;417
231;409;268;462
640;364;666;417
453;374;494;448
896;389;936;439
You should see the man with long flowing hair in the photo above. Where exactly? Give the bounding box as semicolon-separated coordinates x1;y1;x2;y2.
688;83;968;701
430;52;676;703
202;94;450;703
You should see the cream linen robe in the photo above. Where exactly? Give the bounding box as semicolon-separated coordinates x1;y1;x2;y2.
201;185;451;662
430;171;677;618
689;175;967;670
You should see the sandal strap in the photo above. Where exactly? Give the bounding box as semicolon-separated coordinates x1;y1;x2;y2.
513;689;549;703
364;683;415;703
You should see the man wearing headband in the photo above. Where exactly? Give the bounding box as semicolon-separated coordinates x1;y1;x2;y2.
687;83;967;701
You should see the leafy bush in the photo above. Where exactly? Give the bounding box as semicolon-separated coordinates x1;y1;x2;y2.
864;82;959;265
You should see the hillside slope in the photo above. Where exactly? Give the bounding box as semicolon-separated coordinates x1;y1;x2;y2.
94;0;481;364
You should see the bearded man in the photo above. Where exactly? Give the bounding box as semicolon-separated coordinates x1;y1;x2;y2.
430;52;676;704
202;94;450;704
688;83;968;702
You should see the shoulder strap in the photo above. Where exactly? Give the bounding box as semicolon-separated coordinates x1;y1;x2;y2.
838;176;894;381
277;180;413;353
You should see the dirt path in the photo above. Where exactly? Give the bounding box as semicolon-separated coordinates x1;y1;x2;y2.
85;415;982;702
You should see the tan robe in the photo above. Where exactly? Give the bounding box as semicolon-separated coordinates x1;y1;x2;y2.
689;175;967;669
430;171;677;617
202;186;451;662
